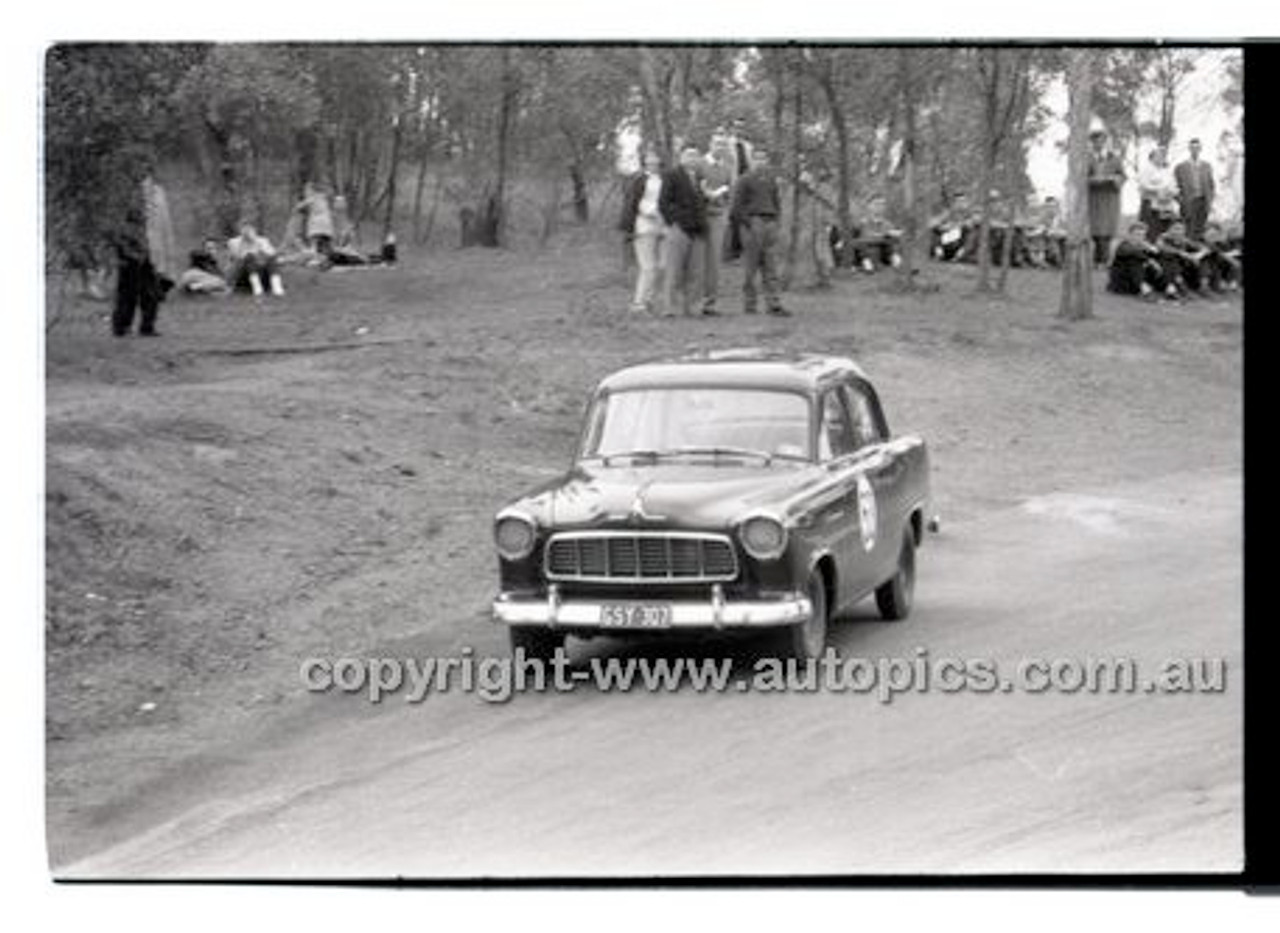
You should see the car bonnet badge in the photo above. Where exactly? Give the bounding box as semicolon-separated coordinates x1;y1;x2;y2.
629;485;666;523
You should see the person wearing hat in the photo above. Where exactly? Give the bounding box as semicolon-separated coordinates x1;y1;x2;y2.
1087;125;1126;267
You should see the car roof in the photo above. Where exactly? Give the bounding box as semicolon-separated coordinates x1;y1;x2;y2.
596;348;870;394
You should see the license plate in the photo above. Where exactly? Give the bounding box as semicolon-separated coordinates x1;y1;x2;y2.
599;603;673;629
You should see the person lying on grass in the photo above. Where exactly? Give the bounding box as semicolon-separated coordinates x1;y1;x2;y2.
178;238;230;295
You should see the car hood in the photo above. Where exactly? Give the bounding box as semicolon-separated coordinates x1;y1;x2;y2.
511;461;823;530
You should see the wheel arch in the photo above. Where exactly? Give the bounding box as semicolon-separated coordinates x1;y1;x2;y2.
812;552;837;619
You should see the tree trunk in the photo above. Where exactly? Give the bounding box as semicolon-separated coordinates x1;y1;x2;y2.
896;50;920;291
975;51;1000;293
412;140;430;244
1059;49;1095;321
293;128;318;197
493;47;517;248
818;73;854;268
784;65;803;288
358;131;380;225
383;113;404;240
569;161;589;223
422;168;444;247
996;160;1018;292
539;175;562;246
345;129;359;207
326;135;339;195
975;157;994;291
637;48;672;163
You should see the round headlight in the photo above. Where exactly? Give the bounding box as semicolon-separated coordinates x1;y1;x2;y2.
495;513;536;561
740;514;788;561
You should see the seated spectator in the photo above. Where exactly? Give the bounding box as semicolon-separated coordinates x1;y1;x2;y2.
1202;221;1241;292
178;237;230;295
325;195;374;266
929;192;977;262
1032;196;1067;267
985;191;1030;268
1156;221;1211;297
854;195;902;272
1108;221;1169;299
227;221;286;297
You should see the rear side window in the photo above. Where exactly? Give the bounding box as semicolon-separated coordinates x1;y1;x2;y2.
817;389;856;460
842;382;889;448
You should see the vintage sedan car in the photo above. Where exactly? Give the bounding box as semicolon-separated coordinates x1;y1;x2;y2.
491;349;936;659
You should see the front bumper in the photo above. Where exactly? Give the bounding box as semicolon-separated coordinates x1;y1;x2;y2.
492;585;812;630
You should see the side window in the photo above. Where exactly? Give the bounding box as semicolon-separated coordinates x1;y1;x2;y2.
818;389;856;460
842;383;887;449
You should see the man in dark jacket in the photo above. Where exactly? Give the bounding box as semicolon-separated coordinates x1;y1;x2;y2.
658;144;708;317
729;146;789;316
1107;221;1168;298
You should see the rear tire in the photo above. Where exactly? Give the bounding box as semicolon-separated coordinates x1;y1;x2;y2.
875;531;916;621
509;626;566;662
782;570;829;660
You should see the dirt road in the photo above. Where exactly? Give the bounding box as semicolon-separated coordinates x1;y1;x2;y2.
57;465;1240;877
46;243;1242;876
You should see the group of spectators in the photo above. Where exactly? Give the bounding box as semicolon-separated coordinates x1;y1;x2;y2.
179;183;400;297
620;138;791;318
927;190;1068;269
922;128;1242;302
106;170;399;337
1106;134;1242;301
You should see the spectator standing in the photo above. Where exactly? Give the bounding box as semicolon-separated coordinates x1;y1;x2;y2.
1137;147;1178;241
1174;138;1215;242
296;182;335;256
729;146;789;316
112;163;177;337
1087;127;1126;267
619;149;666;314
697;138;736;314
658;144;709;317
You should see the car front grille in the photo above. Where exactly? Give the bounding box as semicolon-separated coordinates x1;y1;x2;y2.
544;532;739;583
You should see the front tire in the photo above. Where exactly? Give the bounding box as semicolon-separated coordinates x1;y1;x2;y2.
509;626;566;662
875;531;916;621
782;570;829;660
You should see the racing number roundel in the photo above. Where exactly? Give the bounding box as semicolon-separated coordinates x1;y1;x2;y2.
856;474;878;552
